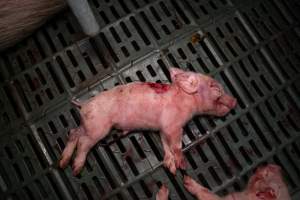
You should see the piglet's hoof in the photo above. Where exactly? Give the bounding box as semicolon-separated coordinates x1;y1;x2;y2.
156;184;169;200
59;127;94;176
183;175;201;195
163;154;176;175
174;149;187;170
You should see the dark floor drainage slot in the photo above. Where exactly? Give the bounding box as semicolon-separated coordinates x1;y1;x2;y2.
83;55;97;75
35;180;48;198
66;50;78;67
56;56;75;88
130;136;146;159
127;186;139;200
82;183;93;200
208;166;222;185
92;176;105;195
197;173;210;190
13;164;24;182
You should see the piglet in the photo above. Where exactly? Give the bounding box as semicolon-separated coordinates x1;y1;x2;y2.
183;164;291;200
59;67;237;175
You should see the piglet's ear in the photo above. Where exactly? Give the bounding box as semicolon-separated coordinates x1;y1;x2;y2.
169;67;186;83
175;73;199;94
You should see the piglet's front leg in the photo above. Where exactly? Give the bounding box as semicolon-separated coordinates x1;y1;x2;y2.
161;127;186;174
184;176;222;200
161;134;176;174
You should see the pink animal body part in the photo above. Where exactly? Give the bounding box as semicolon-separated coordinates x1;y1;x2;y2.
156;185;169;200
183;164;291;200
59;67;237;175
146;82;170;94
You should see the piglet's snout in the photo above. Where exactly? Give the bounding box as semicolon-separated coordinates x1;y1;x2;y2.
218;94;237;109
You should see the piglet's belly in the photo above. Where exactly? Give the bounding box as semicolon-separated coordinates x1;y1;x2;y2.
113;108;162;131
114;118;160;131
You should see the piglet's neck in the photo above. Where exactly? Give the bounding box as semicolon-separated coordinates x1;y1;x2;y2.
192;92;206;115
174;84;199;115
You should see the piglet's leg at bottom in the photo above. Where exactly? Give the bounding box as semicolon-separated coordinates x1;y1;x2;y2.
155;184;169;200
184;176;222;200
59;126;96;175
59;127;83;169
164;128;186;170
60;120;111;175
71;135;95;175
161;134;176;174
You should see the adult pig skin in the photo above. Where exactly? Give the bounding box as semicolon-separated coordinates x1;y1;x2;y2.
0;0;66;51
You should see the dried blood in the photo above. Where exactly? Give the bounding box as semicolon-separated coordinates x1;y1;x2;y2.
256;188;277;199
146;82;170;94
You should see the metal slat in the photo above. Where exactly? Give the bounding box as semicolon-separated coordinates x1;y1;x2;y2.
0;0;300;199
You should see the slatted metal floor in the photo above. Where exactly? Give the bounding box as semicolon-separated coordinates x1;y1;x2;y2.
0;0;300;199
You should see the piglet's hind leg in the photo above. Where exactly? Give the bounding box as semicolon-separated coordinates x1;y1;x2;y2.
59;127;99;176
60;117;112;175
59;127;83;169
71;135;95;175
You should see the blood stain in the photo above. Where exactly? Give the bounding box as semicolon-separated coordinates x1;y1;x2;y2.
256;188;276;199
146;82;170;94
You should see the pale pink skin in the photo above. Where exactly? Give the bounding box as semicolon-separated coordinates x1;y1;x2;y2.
183;164;291;200
59;67;237;175
156;185;169;200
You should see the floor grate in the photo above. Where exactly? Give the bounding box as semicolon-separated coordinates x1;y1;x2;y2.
0;0;300;199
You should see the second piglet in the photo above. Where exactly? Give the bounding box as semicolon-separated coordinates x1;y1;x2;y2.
59;67;237;175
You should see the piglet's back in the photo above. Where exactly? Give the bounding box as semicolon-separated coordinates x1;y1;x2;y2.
111;82;174;130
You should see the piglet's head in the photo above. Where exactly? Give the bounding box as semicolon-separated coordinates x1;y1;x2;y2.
170;67;237;116
247;165;283;199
